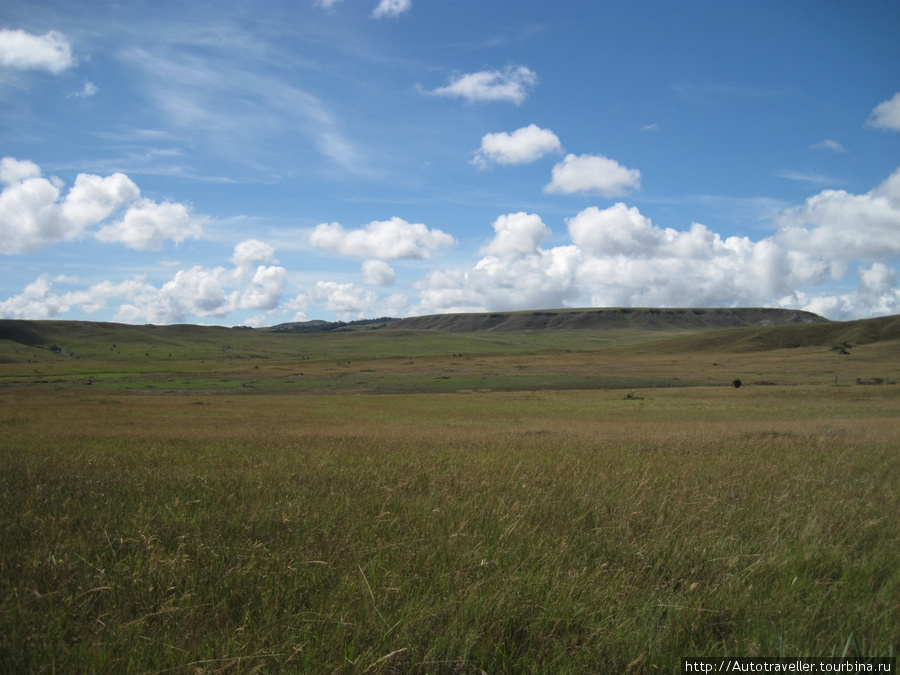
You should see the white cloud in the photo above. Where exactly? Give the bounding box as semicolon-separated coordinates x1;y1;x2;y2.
361;259;396;286
123;45;362;173
0;275;159;321
0;157;203;254
0;157;41;184
416;245;583;316
866;92;900;132
415;168;900;320
59;173;141;230
240;265;287;311
309;216;455;259
311;281;376;320
0;29;73;74
68;81;98;98
428;65;537;104
372;0;411;19
567;203;661;257
472;124;562;169
776;170;839;187
0;238;288;323
775;169;900;260
95;200;205;251
232;239;276;269
480;212;550;258
811;139;845;153
545;153;641;197
148;266;235;320
859;262;896;296
0;276;65;319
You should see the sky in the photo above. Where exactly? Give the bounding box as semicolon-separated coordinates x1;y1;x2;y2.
1;0;899;326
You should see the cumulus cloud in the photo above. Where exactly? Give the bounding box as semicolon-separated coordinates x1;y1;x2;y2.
427;65;537;104
866;92;900;132
0;157;204;254
545;153;641;197
414;167;900;320
0;157;41;183
480;212;550;258
372;0;411;19
0;29;74;74
95;200;203;251
775;168;900;260
472;124;562;169
1;239;288;323
416;244;583;315
311;281;376;320
361;259;396;286
0;276;154;320
232;239;276;269
6;162;899;323
240;265;287;311
568;203;661;257
309;216;455;259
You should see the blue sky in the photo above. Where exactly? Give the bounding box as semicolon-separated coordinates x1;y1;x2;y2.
1;0;899;325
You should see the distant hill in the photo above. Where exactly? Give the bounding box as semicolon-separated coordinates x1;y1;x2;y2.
650;312;900;353
265;307;825;334
264;317;396;333
382;307;825;333
4;309;899;361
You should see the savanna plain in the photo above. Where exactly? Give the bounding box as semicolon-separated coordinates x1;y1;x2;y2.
1;311;899;673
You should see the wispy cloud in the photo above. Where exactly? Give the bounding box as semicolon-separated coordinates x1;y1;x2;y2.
775;170;841;187
372;0;412;19
67;81;98;98
425;65;537;104
811;139;845;153
121;42;363;175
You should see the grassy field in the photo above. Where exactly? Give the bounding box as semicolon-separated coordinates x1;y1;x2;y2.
1;316;898;672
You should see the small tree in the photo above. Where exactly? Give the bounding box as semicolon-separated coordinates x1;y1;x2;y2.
831;341;851;385
732;378;742;389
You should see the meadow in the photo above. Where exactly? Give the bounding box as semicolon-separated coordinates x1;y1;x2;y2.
1;314;898;673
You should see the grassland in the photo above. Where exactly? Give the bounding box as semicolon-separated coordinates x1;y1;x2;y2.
1;313;898;672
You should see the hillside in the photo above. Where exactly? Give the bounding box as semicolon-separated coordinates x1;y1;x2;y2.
648;312;900;353
3;309;899;365
383;307;825;333
1;310;898;393
264;307;825;334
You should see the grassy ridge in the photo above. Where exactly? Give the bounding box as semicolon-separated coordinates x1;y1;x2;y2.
1;388;898;672
1;313;898;394
385;307;826;333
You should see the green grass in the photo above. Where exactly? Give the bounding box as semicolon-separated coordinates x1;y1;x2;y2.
1;387;898;673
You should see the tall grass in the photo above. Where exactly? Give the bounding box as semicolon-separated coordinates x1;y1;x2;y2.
1;387;898;672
